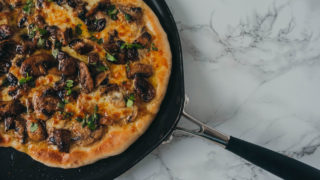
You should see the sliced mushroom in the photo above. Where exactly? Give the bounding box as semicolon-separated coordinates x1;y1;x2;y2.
34;15;46;28
100;83;119;94
120;6;143;23
8;84;29;100
127;63;153;79
25;117;47;142
45;25;59;40
17;15;27;28
14;118;26;143
103;40;127;64
0;100;25;118
134;76;155;102
20;53;57;77
57;51;78;76
88;52;100;64
78;62;94;93
4;117;14;131
71;124;105;146
95;71;109;87
32;86;60;120
0;40;17;74
69;39;93;55
16;41;36;55
0;24;12;40
134;31;152;48
48;129;71;153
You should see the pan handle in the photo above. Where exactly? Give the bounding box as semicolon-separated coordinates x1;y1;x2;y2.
178;111;320;179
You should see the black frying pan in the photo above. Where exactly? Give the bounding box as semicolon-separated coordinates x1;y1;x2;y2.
1;0;320;180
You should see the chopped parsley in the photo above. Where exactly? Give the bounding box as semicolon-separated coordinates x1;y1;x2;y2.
65;80;74;95
52;49;59;58
106;53;117;62
89;35;103;44
120;42;144;49
54;41;62;49
126;94;135;107
151;43;158;51
75;24;82;35
77;105;99;131
124;13;132;21
30;122;38;133
107;5;119;20
38;28;48;36
19;73;33;85
28;24;37;39
37;38;45;47
60;111;73;120
57;99;69;109
96;64;109;72
23;0;34;14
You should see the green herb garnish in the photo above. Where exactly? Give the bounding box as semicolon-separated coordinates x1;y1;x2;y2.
54;41;62;49
124;13;132;21
151;43;158;51
96;65;109;72
19;73;33;85
65;80;74;96
38;28;48;36
75;24;82;35
52;49;59;58
89;35;103;44
126;94;135;107
37;38;45;47
120;42;144;49
28;24;37;39
23;0;34;14
77;106;99;130
106;53;117;62
76;117;83;122
30;122;38;133
57;99;69;109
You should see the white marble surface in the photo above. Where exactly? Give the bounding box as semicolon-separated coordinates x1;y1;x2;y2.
118;0;320;179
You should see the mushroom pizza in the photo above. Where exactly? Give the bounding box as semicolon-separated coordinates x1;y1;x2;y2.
0;0;171;168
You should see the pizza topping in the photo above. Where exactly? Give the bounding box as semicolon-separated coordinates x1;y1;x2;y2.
0;24;12;41
20;53;57;77
4;117;15;131
32;87;60;119
135;31;152;49
7;73;18;86
0;100;25;118
16;41;36;55
26;118;47;142
0;40;17;68
17;15;28;28
134;76;155;102
127;63;153;79
120;6;143;23
49;129;71;152
57;51;78;76
79;62;94;93
14;118;27;143
0;0;165;155
69;39;93;55
95;71;109;87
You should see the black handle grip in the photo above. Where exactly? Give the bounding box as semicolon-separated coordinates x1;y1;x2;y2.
226;136;320;180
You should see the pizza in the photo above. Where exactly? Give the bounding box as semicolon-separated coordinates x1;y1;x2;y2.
0;0;171;168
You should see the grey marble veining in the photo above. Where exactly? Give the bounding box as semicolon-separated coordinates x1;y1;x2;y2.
118;0;320;179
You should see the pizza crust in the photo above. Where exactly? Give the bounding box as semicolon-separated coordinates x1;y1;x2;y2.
0;0;171;168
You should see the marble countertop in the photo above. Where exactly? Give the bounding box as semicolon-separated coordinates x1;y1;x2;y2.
118;0;320;179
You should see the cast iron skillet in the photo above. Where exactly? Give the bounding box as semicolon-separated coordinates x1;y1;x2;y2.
1;0;320;180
